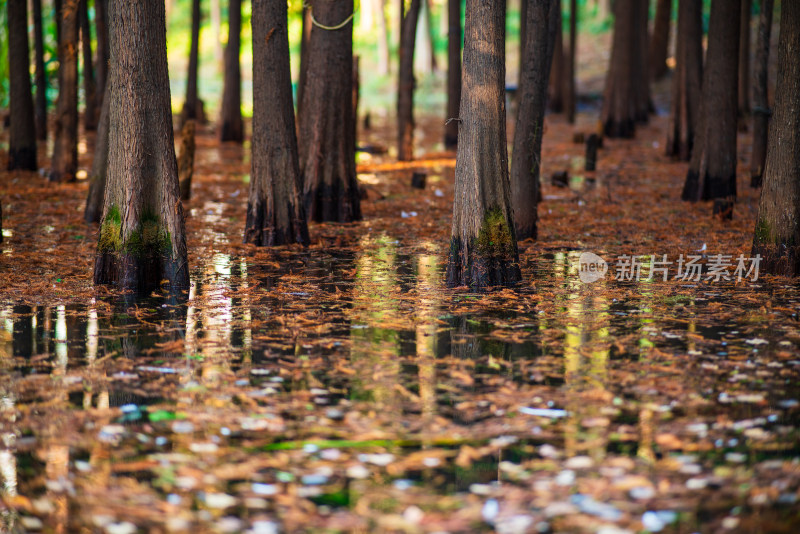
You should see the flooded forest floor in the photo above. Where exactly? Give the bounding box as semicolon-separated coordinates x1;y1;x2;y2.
1;86;800;532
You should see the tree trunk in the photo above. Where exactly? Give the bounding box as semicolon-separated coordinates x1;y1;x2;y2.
633;0;652;121
446;0;521;290
738;0;752;119
94;0;189;293
444;0;461;149
376;0;390;75
519;0;528;85
178;120;196;200
682;0;740;216
180;0;201;126
297;5;312;119
245;0;309;246
79;0;96;131
601;0;637;137
649;0;672;80
54;0;62;46
511;0;560;241
666;0;703;160
414;0;433;75
50;0;79;181
210;0;223;68
298;0;361;223
84;82;110;223
95;0;109;116
752;0;800;275
565;0;577;123
750;0;773;187
219;0;243;142
8;0;38;171
32;0;48;141
548;15;564;113
397;0;421;161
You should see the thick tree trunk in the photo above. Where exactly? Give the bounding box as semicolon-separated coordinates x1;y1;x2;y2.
666;0;703;160
750;0;773;188
95;0;109;116
84;82;110;223
548;16;564;113
50;0;79;181
633;0;652;121
79;0;97;131
444;0;461;149
738;0;752;119
650;0;672;80
32;0;48;141
180;0;202;126
298;0;361;223
682;0;740;216
7;0;38;171
511;0;560;241
446;0;521;290
601;0;636;137
565;0;577;123
752;0;800;275
397;0;421;161
219;0;243;142
94;0;189;292
376;0;390;75
245;0;309;247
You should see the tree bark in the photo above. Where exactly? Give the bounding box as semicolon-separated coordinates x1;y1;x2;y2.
180;0;202;126
219;0;243;142
446;0;521;290
444;0;461;148
7;0;38;171
750;0;773;188
397;0;421;161
95;0;109;116
666;0;703;160
245;0;309;246
649;0;672;80
738;0;752;119
601;0;637;137
511;0;560;241
84;82;110;223
50;0;79;181
548;15;564;113
682;0;740;215
297;5;312;120
94;0;189;293
565;0;577;123
752;0;800;275
79;0;97;131
32;0;48;141
298;0;361;223
633;0;652;121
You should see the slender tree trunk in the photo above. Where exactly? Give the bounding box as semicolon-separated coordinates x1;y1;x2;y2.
414;0;432;74
666;0;703;160
649;0;672;80
32;0;48;141
548;16;564;112
376;0;390;75
752;0;800;275
633;0;651;121
398;0;421;161
682;0;740;218
511;0;560;241
95;0;109;115
750;0;773;187
245;0;309;246
79;0;96;131
297;5;312;118
84;82;110;223
601;0;636;137
219;0;243;142
444;0;461;148
298;0;361;222
565;0;577;123
446;0;521;290
738;0;752;119
7;0;38;171
50;0;79;181
210;0;223;68
54;0;62;46
94;0;189;292
181;0;201;126
519;0;528;85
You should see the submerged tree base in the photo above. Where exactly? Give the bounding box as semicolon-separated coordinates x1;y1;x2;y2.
8;147;37;172
603;118;635;139
244;198;309;247
445;237;522;290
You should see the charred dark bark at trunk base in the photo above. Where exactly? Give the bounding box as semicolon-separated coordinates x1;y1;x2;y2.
84;83;110;223
94;0;189;293
219;0;243;142
397;0;421;161
750;0;773;188
50;0;79;181
444;0;461;149
751;0;800;276
446;0;521;290
180;0;202;127
7;0;38;171
32;0;48;141
298;0;361;223
511;0;560;241
79;0;97;131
